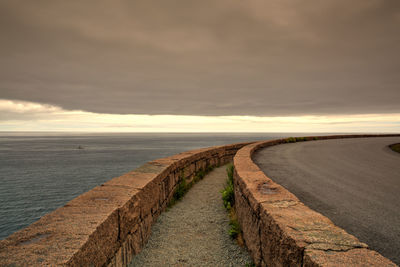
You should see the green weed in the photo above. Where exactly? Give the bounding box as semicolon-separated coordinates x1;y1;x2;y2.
221;163;234;210
285;136;310;143
206;164;214;173
196;169;206;180
168;166;215;208
173;176;187;201
220;163;244;243
389;143;400;153
228;218;240;239
285;137;296;143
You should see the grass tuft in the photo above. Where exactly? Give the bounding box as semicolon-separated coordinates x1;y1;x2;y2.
285;137;296;143
228;218;241;239
174;176;187;201
168;165;215;208
220;163;246;245
285;136;312;143
389;143;400;153
206;164;215;173
221;163;234;210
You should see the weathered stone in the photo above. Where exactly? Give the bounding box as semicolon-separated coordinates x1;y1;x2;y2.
259;205;303;267
233;135;399;267
234;186;262;265
105;171;158;190
0;202;120;266
133;162;168;174
303;248;397;267
261;202;367;251
108;229;143;267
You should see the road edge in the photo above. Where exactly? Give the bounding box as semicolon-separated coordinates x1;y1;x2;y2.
233;134;399;267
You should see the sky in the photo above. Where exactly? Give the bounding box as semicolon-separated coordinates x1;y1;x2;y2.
0;0;399;132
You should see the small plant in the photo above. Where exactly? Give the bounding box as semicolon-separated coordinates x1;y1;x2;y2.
173;176;187;201
220;163;245;244
389;143;400;153
286;137;296;143
205;164;214;173
196;169;206;180
168;165;216;208
226;163;234;181
221;163;234;210
222;185;234;210
228;218;240;239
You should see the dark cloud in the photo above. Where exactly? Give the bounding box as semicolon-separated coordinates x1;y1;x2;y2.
0;0;399;116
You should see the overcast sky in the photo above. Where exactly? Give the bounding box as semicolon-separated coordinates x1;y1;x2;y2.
0;0;399;131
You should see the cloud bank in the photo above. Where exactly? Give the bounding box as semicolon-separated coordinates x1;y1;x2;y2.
1;99;399;132
0;0;399;116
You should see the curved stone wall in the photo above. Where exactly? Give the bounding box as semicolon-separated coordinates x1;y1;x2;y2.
233;134;399;267
0;142;251;266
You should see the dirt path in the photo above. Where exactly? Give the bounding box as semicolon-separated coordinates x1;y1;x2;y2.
129;164;252;267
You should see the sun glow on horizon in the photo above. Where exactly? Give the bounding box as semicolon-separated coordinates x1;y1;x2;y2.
0;99;399;133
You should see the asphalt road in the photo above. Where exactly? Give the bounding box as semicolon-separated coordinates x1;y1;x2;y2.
253;137;400;265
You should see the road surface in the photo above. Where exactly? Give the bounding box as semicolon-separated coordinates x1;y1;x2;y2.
253;137;400;265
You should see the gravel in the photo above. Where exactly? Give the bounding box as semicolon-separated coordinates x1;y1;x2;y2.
129;164;253;267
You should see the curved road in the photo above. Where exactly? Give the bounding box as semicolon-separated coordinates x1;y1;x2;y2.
254;137;400;265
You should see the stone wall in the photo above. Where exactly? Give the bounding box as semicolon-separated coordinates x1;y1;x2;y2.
0;142;250;266
233;134;399;267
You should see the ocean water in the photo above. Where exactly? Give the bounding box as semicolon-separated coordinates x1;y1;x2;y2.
0;132;302;240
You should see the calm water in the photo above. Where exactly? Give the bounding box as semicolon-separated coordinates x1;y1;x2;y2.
0;132;312;239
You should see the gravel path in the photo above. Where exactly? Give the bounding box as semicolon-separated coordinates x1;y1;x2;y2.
129;164;253;267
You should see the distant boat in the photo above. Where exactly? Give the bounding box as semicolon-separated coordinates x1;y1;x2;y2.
77;145;84;149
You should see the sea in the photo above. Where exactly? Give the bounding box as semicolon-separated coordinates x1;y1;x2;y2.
0;132;320;240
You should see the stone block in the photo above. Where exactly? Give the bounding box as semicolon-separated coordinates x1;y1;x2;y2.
303;248;397;267
234;186;262;265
